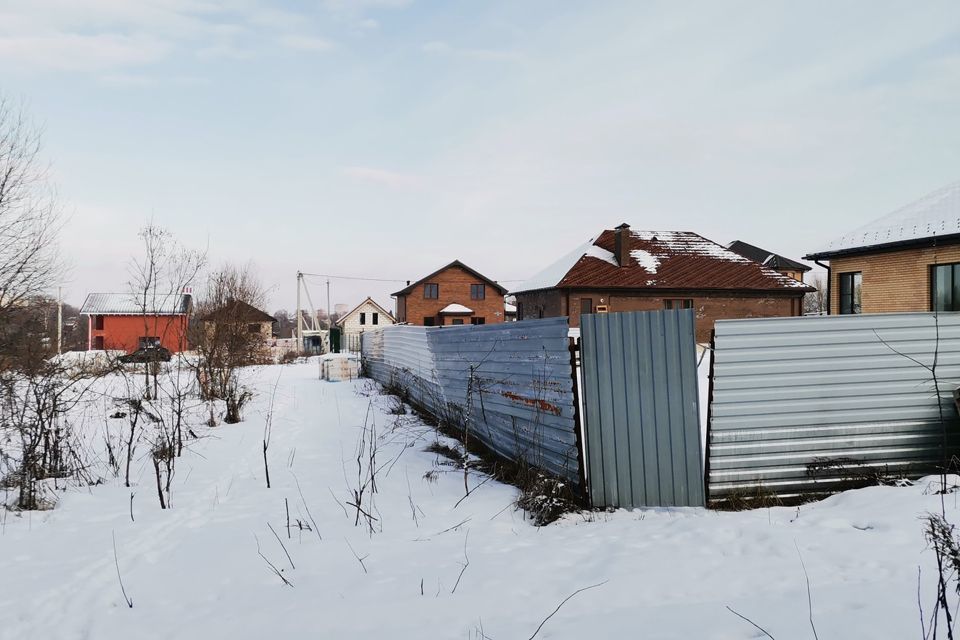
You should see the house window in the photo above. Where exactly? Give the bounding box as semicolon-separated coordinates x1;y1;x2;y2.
470;284;485;300
424;283;439;299
471;317;485;325
664;299;693;310
94;315;104;330
451;318;464;325
517;302;524;321
423;316;436;326
94;336;104;350
581;298;593;315
247;323;260;334
360;312;366;325
372;313;379;325
931;264;960;311
839;272;862;314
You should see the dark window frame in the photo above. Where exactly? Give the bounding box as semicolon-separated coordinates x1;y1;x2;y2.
470;317;485;325
839;271;862;315
470;284;485;300
247;323;260;334
423;316;436;327
423;283;439;299
451;318;465;325
931;263;960;312
581;298;593;315
359;312;366;325
372;312;379;325
664;299;693;310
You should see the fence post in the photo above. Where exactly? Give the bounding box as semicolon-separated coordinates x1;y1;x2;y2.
569;336;589;505
703;329;715;506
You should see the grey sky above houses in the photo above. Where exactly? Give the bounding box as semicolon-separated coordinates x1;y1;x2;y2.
1;0;958;313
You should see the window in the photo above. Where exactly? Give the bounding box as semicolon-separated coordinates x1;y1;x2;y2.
664;299;693;310
423;316;436;326
931;264;960;311
372;313;379;325
451;318;464;325
470;284;485;300
247;323;260;334
471;317;485;325
359;312;366;325
839;272;862;314
581;298;593;315
517;302;524;321
94;315;104;330
94;336;104;350
424;283;439;299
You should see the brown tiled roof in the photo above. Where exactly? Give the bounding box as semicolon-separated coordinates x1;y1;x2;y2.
199;300;276;323
517;229;813;293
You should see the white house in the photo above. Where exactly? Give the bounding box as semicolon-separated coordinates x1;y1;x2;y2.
336;297;395;339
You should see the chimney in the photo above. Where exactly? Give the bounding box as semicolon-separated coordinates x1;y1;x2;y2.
614;223;630;267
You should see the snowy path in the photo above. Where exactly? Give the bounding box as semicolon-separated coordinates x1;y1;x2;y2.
0;362;954;639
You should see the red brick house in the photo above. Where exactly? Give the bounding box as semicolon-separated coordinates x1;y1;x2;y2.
512;224;812;341
80;292;192;353
393;260;508;326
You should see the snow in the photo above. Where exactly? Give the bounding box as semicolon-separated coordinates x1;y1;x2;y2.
630;248;660;275
809;179;960;256
511;236;599;293
1;361;956;639
583;244;618;267
439;303;473;314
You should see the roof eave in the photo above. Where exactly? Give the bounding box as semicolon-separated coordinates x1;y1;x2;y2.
804;233;960;261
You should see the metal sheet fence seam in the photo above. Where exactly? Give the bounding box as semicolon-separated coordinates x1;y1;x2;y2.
708;312;960;500
360;318;582;486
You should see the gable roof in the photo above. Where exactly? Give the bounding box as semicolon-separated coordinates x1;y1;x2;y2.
198;300;275;323
80;292;192;316
392;260;508;297
805;179;960;260
335;297;394;326
513;228;812;294
726;240;811;272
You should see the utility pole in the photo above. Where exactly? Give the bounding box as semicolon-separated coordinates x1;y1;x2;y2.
296;272;303;354
57;286;63;355
326;278;331;327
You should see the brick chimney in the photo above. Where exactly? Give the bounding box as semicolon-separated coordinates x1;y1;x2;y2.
614;223;630;267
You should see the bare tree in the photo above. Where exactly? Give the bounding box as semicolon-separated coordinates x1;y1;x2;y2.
0;97;63;339
190;263;267;424
803;273;826;315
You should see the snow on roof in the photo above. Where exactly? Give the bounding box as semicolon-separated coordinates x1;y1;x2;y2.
504;302;517;313
439;303;473;314
807;179;960;258
80;292;191;316
512;228;809;293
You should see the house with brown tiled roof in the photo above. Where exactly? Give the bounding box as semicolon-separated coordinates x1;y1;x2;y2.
512;223;813;341
393;260;509;326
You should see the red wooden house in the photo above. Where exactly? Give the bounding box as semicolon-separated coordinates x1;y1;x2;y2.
80;292;192;353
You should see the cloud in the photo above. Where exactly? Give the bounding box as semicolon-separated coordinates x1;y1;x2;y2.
421;40;523;62
279;34;335;53
0;33;169;72
343;166;426;190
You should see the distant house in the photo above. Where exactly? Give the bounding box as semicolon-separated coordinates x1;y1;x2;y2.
80;292;192;353
804;179;960;315
726;240;811;282
512;223;812;341
336;297;395;336
199;300;275;338
393;260;509;326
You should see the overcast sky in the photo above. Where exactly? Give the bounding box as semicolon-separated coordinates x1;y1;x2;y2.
1;0;958;313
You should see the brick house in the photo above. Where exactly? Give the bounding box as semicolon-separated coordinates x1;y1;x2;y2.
393;260;509;326
512;224;812;341
80;292;192;353
336;297;395;336
804;179;960;315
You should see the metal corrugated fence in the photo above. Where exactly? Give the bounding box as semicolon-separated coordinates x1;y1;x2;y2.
709;312;960;500
361;318;582;486
580;310;704;508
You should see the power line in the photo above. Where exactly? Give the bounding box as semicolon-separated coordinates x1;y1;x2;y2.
299;271;526;284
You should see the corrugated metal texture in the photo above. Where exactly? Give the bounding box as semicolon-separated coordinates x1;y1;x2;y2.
709;312;960;501
361;319;581;485
428;317;580;484
80;292;191;315
580;310;704;508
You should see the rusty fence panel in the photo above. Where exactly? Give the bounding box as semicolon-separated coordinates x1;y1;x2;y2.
709;312;960;501
580;309;704;508
361;318;582;486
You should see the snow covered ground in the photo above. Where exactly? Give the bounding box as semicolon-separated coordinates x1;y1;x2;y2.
1;360;956;639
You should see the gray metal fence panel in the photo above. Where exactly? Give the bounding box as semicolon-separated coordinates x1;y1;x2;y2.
580;310;704;508
361;318;582;486
709;312;960;500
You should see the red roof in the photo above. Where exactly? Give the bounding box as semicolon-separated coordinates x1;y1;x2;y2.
516;228;813;293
